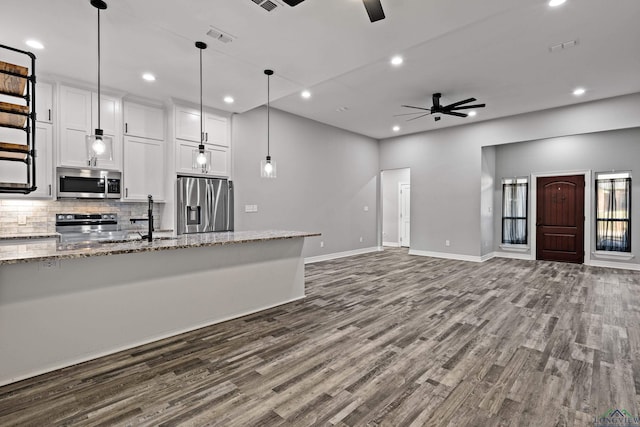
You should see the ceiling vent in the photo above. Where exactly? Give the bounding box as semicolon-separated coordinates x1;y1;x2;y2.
207;27;235;44
251;0;281;12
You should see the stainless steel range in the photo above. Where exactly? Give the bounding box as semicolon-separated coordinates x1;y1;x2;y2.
56;213;130;244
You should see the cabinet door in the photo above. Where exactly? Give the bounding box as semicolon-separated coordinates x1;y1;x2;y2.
58;85;92;168
92;93;120;138
176;140;202;175
35;82;53;123
204;114;228;147
0;122;53;199
124;102;164;140
123;137;165;201
175;107;201;142
208;146;229;177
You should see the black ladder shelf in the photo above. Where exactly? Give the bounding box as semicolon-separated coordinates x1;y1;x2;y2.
0;43;36;194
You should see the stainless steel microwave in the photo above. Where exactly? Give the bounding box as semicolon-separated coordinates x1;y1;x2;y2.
57;168;121;199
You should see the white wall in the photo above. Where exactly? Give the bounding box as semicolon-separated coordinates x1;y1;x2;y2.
379;92;640;260
232;107;379;258
381;168;410;246
481;147;495;257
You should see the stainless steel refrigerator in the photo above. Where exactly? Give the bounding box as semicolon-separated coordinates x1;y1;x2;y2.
176;176;234;235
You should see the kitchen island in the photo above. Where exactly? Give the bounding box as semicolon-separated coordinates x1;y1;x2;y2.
0;230;319;386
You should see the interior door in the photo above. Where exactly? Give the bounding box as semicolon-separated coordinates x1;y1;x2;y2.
400;183;410;247
536;175;584;263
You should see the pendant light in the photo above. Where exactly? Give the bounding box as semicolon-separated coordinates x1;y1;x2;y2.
193;41;210;172
86;0;113;167
261;69;276;178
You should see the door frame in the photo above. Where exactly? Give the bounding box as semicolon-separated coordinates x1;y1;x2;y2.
399;182;410;248
530;170;592;264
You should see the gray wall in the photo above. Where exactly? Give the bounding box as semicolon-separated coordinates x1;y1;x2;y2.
381;168;410;245
232;106;379;258
493;127;640;263
379;92;640;259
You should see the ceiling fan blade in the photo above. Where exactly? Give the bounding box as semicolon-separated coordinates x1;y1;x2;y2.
407;113;432;122
401;105;430;111
443;111;468;118
443;97;476;109
394;112;432;117
362;0;385;22
281;0;305;6
432;93;441;109
450;104;486;110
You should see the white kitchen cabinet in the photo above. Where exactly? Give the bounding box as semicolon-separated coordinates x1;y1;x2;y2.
58;85;121;170
123;102;164;141
176;140;229;177
204;114;228;147
175;106;228;146
123;136;165;201
35;81;53;124
0;122;54;199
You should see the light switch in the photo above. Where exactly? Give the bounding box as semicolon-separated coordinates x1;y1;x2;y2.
364;206;369;212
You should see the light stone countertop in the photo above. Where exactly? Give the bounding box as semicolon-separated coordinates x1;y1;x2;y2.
0;230;321;265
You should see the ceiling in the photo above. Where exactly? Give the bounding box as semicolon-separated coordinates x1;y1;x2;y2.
1;0;639;139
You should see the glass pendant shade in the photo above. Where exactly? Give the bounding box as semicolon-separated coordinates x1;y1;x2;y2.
261;155;276;178
86;129;113;166
192;145;210;172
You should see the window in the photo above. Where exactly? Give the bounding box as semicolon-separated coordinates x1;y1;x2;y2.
502;178;528;245
596;172;631;252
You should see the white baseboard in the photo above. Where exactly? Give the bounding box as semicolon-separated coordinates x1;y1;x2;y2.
587;259;640;271
0;296;306;388
408;249;483;263
494;251;533;261
305;246;383;264
383;241;400;248
480;252;496;262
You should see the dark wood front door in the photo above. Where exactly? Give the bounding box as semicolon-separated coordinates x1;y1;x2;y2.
536;175;585;263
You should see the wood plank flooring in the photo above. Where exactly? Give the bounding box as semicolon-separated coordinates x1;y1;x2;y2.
1;248;639;426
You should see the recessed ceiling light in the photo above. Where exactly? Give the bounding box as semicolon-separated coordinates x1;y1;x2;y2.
549;0;566;7
392;125;400;132
25;40;44;50
468;111;477;117
224;96;234;104
142;73;156;81
390;56;403;66
573;87;586;96
301;90;311;99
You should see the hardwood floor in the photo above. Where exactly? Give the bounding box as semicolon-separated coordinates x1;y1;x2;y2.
1;248;639;426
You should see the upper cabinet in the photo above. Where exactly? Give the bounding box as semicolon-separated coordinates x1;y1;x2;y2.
175;105;229;147
35;81;53;123
58;85;121;170
123;102;164;141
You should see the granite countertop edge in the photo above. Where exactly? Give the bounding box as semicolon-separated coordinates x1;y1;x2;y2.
0;230;321;265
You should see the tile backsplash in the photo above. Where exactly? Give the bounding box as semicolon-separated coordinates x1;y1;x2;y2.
0;199;163;235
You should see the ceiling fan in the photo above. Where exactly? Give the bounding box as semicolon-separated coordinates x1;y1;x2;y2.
281;0;386;23
398;93;486;122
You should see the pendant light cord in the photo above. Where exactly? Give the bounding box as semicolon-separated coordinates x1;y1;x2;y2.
199;47;203;145
97;8;101;130
267;72;270;156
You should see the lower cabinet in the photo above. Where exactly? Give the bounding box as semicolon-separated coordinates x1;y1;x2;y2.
0;122;54;199
176;140;229;177
123;136;165;202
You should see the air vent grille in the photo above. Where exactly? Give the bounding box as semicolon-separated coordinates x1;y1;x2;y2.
250;0;281;12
